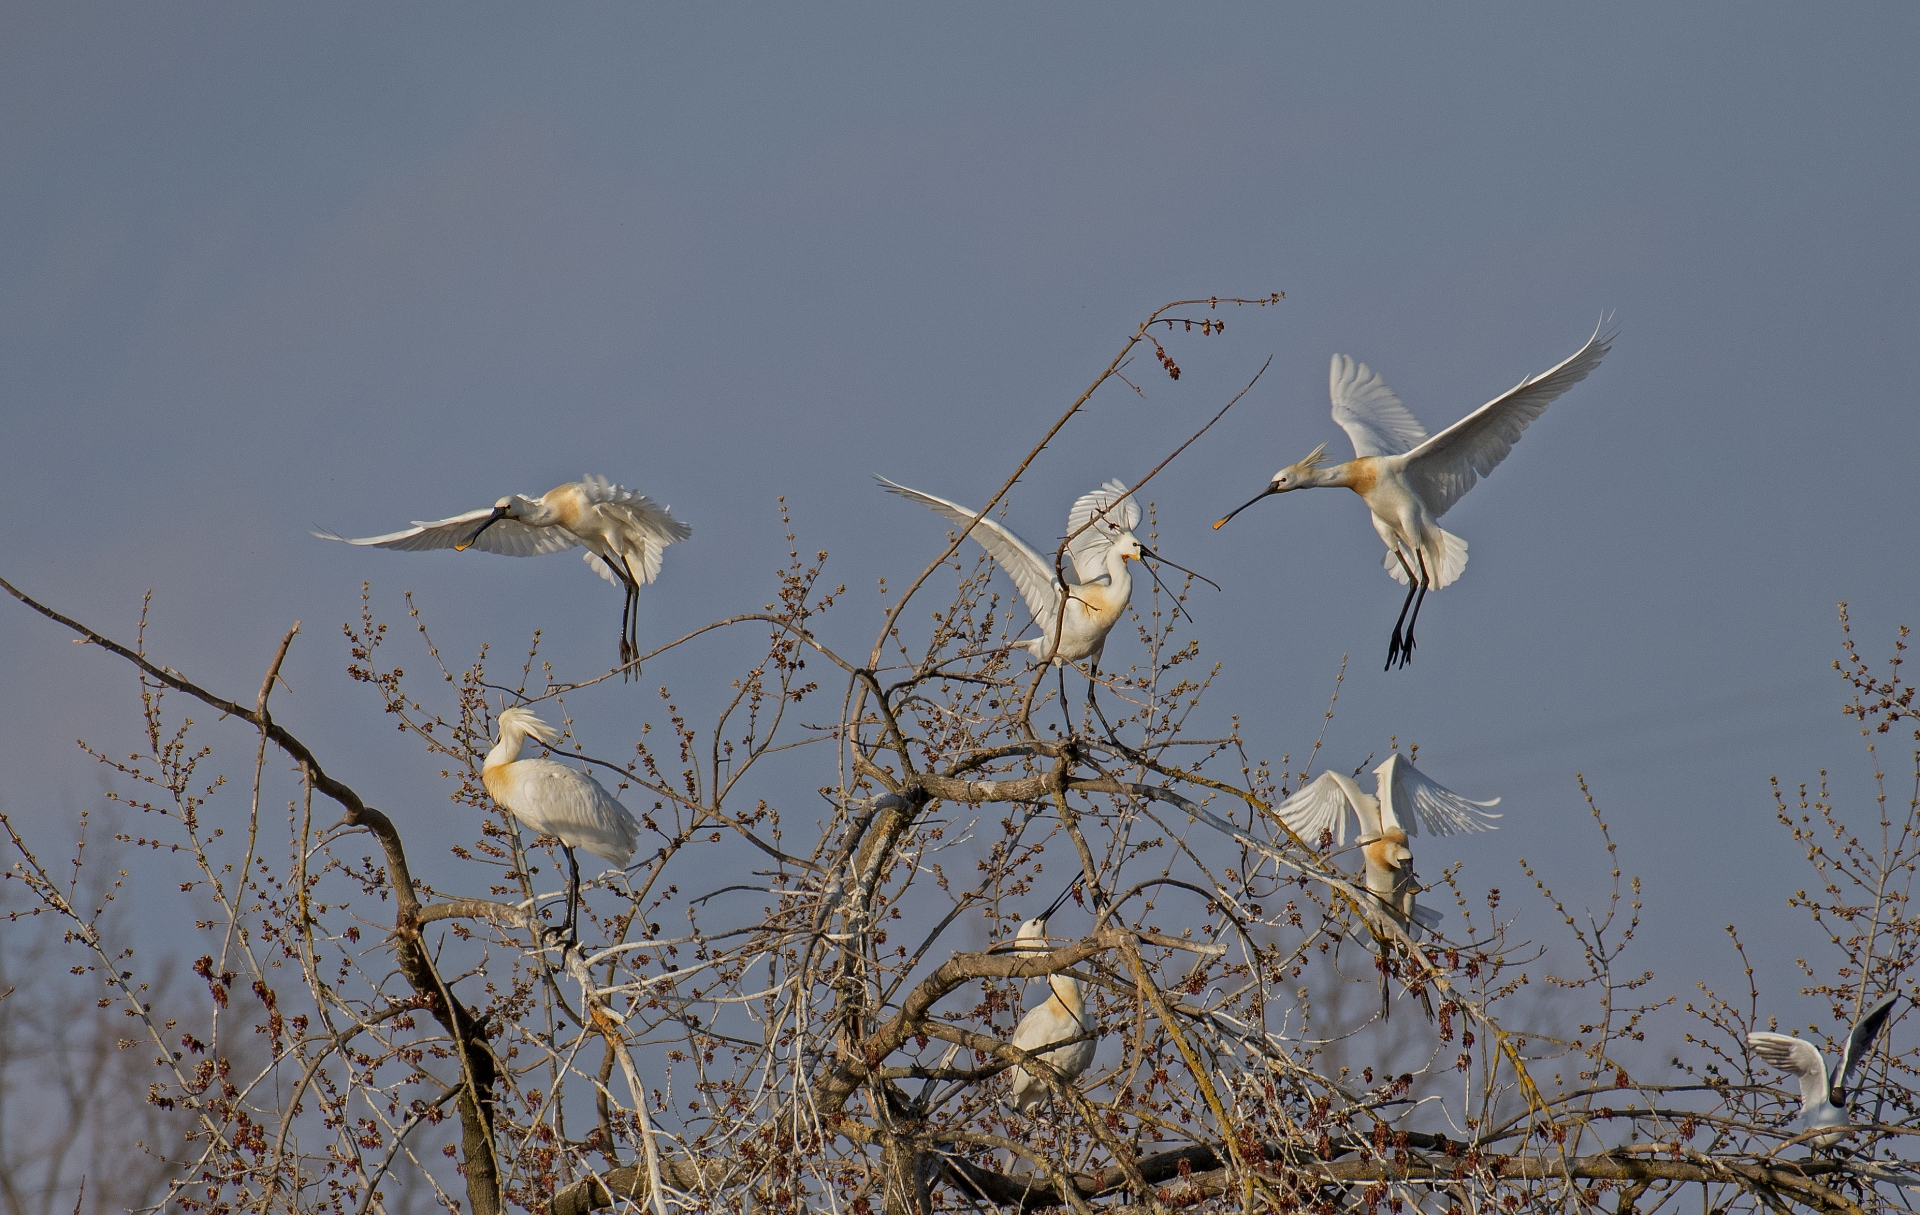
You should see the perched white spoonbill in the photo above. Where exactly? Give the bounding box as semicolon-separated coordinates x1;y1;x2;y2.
1748;993;1899;1148
880;477;1144;670
1006;888;1097;1114
1275;752;1500;940
482;706;639;945
317;476;691;679
1214;327;1612;669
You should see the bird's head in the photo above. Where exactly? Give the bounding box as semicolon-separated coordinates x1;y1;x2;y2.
1213;443;1329;529
497;705;562;748
1111;531;1143;563
454;496;520;551
1382;827;1412;865
1014;916;1051;950
1013;880;1082;950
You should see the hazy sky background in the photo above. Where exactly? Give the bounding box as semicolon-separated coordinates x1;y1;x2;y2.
3;5;1917;1035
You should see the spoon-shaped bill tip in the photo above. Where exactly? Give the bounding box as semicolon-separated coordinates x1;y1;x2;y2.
1213;487;1277;530
456;505;510;551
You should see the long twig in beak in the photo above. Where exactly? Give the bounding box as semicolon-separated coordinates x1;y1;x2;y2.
1041;877;1082;921
1212;486;1277;530
1138;546;1221;592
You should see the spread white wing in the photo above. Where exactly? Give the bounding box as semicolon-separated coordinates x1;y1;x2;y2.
1379;753;1501;838
1330;354;1428;458
314;510;581;558
878;477;1061;621
1400;325;1613;519
1748;1032;1832;1112
1064;480;1141;584
1274;771;1370;847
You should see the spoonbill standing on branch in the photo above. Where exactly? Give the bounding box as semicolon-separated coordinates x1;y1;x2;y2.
316;476;691;679
482;706;639;946
1214;325;1613;670
1006;883;1097;1114
1747;993;1900;1149
1276;752;1499;1016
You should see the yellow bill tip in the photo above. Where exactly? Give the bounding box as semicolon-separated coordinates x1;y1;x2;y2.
1211;518;1228;531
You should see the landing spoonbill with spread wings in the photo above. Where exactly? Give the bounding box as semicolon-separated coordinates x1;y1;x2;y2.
1006;883;1097;1114
317;476;691;679
1276;752;1499;1016
1748;993;1900;1149
879;477;1212;712
482;706;639;946
1214;327;1612;669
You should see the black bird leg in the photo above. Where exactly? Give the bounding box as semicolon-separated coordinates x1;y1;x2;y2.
1056;665;1075;739
562;846;582;947
1385;551;1419;670
618;578;644;682
1398;552;1432;669
1085;663;1144;763
616;585;634;679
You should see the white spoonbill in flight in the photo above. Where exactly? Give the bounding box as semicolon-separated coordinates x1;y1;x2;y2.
1006;884;1097;1114
482;706;639;946
1748;993;1899;1149
1214;326;1612;670
317;476;691;679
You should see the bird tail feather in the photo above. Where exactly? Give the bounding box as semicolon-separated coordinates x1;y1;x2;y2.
1383;528;1469;590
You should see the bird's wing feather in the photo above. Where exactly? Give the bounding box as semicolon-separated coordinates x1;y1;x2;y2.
1747;1033;1832;1110
1274;772;1362;847
498;760;638;866
1330;354;1428;458
1837;993;1900;1100
314;510;580;558
583;551;621;586
877;477;1060;619
1400;325;1613;518
1064;480;1141;583
579;475;693;583
1385;755;1502;839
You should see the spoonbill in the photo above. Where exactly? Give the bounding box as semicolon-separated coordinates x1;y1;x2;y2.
1748;993;1899;1148
482;706;639;945
1276;753;1498;1016
1006;884;1097;1114
1277;752;1499;935
880;477;1144;671
1214;326;1612;669
317;476;691;679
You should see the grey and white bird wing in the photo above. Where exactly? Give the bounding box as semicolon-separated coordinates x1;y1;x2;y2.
1399;325;1613;519
1747;1032;1833;1111
1382;753;1502;839
1064;479;1141;584
1273;771;1365;848
877;476;1060;620
1329;354;1428;458
1837;993;1900;1100
314;510;581;558
497;759;639;866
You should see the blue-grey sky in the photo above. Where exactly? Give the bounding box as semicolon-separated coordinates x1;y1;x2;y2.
3;5;1916;1023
